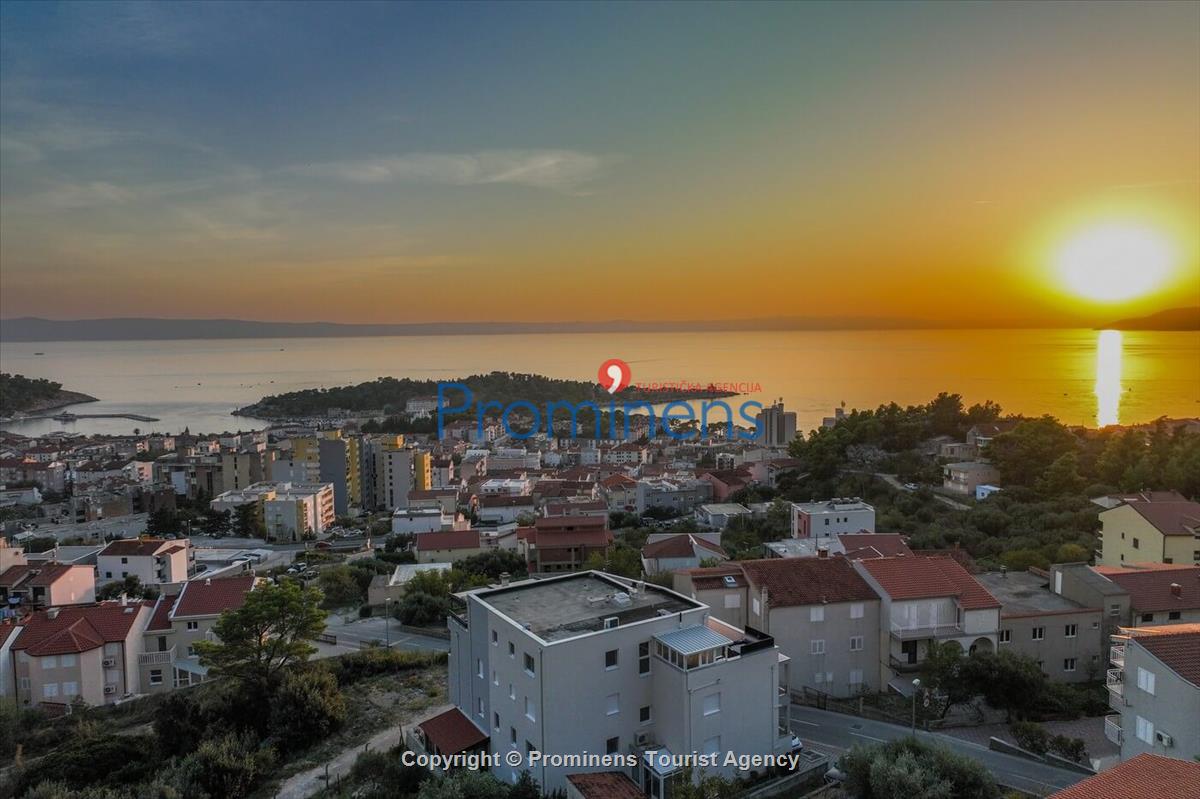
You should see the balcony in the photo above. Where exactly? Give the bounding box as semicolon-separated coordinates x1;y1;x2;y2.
890;622;962;641
139;646;175;665
1106;668;1125;707
1104;715;1123;745
889;654;923;674
1110;644;1125;668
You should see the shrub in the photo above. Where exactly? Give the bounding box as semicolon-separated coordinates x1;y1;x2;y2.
167;732;276;799
840;737;999;799
325;648;446;687
1009;720;1049;755
396;591;451;626
268;667;347;754
348;744;431;798
1049;735;1087;763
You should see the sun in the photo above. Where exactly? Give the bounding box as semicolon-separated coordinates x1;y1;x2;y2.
1054;222;1176;302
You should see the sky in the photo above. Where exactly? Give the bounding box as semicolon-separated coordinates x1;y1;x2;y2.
1;1;1198;326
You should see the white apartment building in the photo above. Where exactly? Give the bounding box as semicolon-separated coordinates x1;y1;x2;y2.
448;571;793;795
210;482;334;541
97;538;191;585
391;507;454;535
791;499;875;540
1105;625;1200;762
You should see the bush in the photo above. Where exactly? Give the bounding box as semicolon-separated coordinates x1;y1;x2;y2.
1049;735;1087;763
167;732;276;799
325;648;446;687
840;737;1000;799
347;744;431;798
13;732;161;795
268;667;347;754
1009;720;1049;755
396;591;451;626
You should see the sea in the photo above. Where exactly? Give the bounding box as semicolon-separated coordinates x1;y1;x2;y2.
1;329;1198;437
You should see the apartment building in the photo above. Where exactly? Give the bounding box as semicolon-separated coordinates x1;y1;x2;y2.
97;538;190;585
634;479;713;515
676;557;882;697
854;556;1001;690
942;462;1000;496
1095;491;1200;567
790;499;875;540
140;575;256;692
10;600;153;707
1105;625;1200;762
0;563;96;608
975;569;1104;682
520;516;613;573
210;482;335;541
1095;565;1200;627
447;571;791;794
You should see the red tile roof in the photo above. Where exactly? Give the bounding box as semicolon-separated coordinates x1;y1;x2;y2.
641;534;727;560
12;602;151;656
413;529;482;552
172;575;255;618
534;515;608;533
565;772;645;799
99;539;172;558
683;565;748;590
837;534;912;560
1122;498;1200;536
417;707;488;756
600;474;637;488
739;557;879;607
0;563;88;589
1135;630;1200;687
146;593;177;631
1099;565;1200;612
858;556;1001;609
1047;753;1200;799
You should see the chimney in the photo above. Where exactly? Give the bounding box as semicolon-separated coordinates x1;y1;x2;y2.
119;592;128;606
1170;582;1182;597
818;547;829;559
499;572;511;587
205;578;212;586
47;607;60;619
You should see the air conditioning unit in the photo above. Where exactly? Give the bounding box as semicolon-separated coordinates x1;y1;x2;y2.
103;685;117;695
635;731;653;746
603;617;619;629
101;658;116;667
1156;731;1174;747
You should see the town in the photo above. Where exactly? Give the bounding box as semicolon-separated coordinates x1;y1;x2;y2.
1;388;1198;799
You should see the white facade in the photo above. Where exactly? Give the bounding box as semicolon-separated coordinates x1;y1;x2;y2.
791;499;875;539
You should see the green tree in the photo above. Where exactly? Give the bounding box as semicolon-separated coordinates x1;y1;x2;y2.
96;574;159;601
198;508;233;537
987;417;1078;487
195;581;326;692
1036;452;1085;497
268;667;347;753
318;565;364;608
233;502;266;539
840;738;999;799
415;768;513;799
147;508;182;535
920;642;974;718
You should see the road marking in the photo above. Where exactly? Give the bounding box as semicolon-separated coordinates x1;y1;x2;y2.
850;732;887;743
793;720;819;727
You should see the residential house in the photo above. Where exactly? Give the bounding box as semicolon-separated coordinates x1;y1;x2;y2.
942;462;1000;496
791;499;875;540
520;516;613;573
415;530;487;564
0;563;96;609
1047;753;1200;799
639;534;728;576
1095;491;1200;567
1104;625;1200;763
97;538;190;585
695;503;752;530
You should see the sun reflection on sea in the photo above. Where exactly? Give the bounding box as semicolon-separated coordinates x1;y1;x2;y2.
1095;330;1123;427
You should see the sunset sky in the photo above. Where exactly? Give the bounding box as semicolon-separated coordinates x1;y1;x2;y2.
1;1;1197;326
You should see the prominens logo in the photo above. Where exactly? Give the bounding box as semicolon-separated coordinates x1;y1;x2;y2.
597;358;631;394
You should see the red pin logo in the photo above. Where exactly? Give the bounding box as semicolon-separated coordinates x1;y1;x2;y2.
598;358;632;394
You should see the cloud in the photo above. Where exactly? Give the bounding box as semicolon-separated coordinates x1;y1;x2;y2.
290;150;609;192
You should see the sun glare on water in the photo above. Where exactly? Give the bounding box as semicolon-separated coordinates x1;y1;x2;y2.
1055;222;1176;302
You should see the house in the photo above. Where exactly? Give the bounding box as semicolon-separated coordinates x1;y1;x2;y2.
367;563;450;607
477;494;536;527
639;534;728;576
673;566;751;629
391;507;455;535
1104;625;1200;763
97;538;190;585
791;499;875;540
694;503;751;530
521;516;613;574
210;482;335;541
139;575;256;692
942;462;1000;496
975;569;1104;683
600;474;638;512
696;469;752;502
0;563;96;609
854;555;1001;691
1048;753;1200;799
446;571;793;794
634;479;713;515
414;529;487;564
565;772;645;799
965;421;1018;451
10;600;153;707
1095;491;1200;568
1094;564;1200;627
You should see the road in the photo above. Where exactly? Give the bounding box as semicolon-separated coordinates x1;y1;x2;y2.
788;706;1087;797
874;473;971;511
316;615;450;657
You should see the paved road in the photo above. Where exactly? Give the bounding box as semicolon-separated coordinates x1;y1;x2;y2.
318;615;449;656
788;706;1087;797
874;473;971;511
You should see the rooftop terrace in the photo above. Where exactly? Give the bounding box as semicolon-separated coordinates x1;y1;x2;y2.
473;571;699;643
976;570;1090;615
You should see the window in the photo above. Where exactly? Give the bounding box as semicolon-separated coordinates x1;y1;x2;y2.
814;671;834;685
810;606;825;623
524;653;535;676
60;654;76;668
639;705;652;724
702;693;721;716
477;697;484;717
477;659;484;679
492;670;499;686
1132;537;1139;550
1141;613;1154;623
752;597;760;615
1109;604;1121;618
524;697;535;721
1169;611;1182;620
508;642;515;657
824;518;829;526
999;629;1011;644
149;669;163;686
849;668;864;689
43;683;58;698
702;736;721;756
850;603;864;619
605;649;619;670
1063;658;1076;672
606;736;620;755
493;711;500;731
186;621;199;631
1064;624;1077;638
849;636;863;652
508;683;515;700
121;557;128;564
510;727;517;747
42;656;57;669
491;630;498;645
1031;627;1045;641
62;681;79;696
639;641;651;675
1136;667;1156;695
606;693;620;716
105;572;113;579
1135;716;1154;744
724;594;741;609
811;639;826;655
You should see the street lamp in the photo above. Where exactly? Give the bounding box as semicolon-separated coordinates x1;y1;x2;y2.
384;597;393;647
911;678;921;735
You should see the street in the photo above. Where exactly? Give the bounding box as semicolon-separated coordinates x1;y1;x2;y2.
788;706;1087;796
314;614;450;658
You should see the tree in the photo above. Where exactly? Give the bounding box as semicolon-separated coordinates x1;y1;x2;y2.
961;650;1046;721
195;581;326;692
166;732;276;799
96;574;159;601
268;667;347;753
395;592;451;626
1036;452;1085;497
920;642;974;718
415;769;513;799
233;502;266;539
840;738;999;799
147;508;183;535
318;565;364;608
987;417;1078;487
198;508;233;537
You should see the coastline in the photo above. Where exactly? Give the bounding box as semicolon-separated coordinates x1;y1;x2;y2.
0;390;99;420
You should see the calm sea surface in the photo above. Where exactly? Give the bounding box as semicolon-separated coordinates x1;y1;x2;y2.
1;329;1198;437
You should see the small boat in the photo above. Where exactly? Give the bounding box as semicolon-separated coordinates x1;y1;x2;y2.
34;352;44;355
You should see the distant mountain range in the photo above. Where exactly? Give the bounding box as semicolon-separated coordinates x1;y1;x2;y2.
0;309;1196;341
1100;307;1200;331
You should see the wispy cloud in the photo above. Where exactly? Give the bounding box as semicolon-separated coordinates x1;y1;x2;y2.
290;150;610;192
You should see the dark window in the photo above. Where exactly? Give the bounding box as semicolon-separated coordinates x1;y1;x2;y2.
1169;611;1182;620
606;736;620;755
1142;613;1154;622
